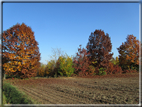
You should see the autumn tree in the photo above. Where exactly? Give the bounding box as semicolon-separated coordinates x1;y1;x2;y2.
2;23;41;78
73;45;95;76
86;30;113;70
117;35;140;71
57;54;74;77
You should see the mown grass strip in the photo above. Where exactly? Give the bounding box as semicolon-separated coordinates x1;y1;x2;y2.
3;82;33;104
3;92;8;104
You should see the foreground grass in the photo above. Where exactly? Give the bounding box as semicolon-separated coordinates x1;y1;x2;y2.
2;82;34;104
3;92;8;104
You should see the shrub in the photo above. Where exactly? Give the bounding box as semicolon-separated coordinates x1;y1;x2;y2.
87;65;96;76
113;65;123;74
98;68;107;76
130;63;139;71
123;69;137;74
106;62;114;75
106;62;124;75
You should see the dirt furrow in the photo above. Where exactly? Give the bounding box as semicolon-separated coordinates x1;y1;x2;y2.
30;86;86;104
18;87;56;104
22;85;91;104
35;84;95;104
18;89;50;104
18;86;84;104
47;84;108;104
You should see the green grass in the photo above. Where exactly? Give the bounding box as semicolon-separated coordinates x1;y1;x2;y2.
3;82;34;104
3;92;8;104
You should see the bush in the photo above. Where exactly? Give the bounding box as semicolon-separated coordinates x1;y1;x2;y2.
106;62;124;75
4;74;21;79
88;65;96;76
130;64;139;71
122;69;138;74
106;62;114;74
98;68;107;76
3;82;33;104
113;65;123;74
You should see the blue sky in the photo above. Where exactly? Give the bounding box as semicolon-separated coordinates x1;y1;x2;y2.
3;3;139;64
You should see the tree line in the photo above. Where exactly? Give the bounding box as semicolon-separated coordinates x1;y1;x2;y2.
2;23;141;79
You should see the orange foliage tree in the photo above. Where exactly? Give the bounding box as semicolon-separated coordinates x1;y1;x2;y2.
2;23;41;78
86;30;113;70
117;35;139;71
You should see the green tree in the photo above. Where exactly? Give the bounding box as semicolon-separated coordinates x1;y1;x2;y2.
58;54;75;77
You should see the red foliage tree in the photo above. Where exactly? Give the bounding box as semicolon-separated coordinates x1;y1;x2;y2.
86;30;113;69
113;65;123;74
73;45;95;76
2;23;41;78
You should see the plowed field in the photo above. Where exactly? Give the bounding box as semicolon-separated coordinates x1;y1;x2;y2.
3;73;140;104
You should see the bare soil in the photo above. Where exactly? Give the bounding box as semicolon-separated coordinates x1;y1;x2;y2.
3;73;140;104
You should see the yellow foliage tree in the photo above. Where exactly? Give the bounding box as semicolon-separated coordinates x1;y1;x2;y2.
58;54;75;77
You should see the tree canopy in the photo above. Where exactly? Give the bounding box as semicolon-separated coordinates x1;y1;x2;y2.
2;23;41;78
86;30;113;69
117;35;140;70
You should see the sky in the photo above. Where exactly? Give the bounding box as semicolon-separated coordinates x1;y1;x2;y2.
2;2;139;64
